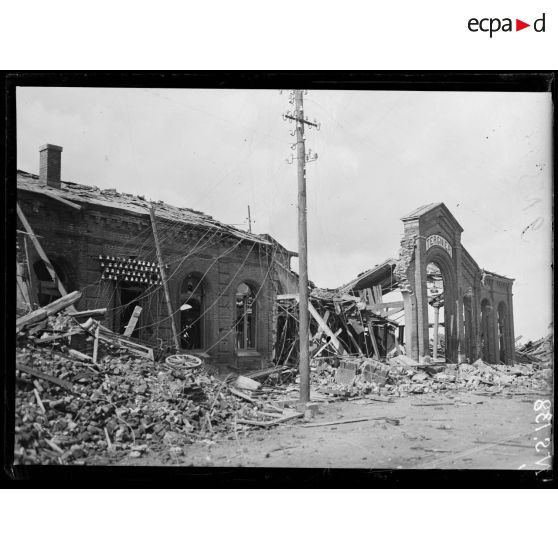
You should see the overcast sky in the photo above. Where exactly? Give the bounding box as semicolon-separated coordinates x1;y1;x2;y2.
16;87;552;341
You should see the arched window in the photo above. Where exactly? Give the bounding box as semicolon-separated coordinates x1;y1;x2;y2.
235;282;256;350
480;299;492;362
180;273;205;350
427;262;445;360
497;301;508;363
33;259;69;307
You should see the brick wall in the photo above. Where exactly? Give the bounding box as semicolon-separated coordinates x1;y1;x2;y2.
17;191;284;367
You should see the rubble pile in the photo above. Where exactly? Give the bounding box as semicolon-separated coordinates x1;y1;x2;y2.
15;332;301;466
306;354;553;400
516;333;553;366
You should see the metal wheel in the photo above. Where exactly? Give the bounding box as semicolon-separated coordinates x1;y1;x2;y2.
165;353;203;370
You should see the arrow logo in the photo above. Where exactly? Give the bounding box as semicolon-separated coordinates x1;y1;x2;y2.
516;19;530;31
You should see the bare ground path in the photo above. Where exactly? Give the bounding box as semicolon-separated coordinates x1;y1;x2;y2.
117;390;553;470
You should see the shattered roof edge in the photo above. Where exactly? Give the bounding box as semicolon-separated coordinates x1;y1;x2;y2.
16;170;275;246
338;257;398;292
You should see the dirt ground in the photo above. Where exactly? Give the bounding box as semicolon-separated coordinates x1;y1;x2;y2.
117;389;553;470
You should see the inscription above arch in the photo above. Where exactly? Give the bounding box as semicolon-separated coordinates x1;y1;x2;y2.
426;234;453;258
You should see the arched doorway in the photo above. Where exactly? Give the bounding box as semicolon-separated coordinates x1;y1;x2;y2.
179;273;205;350
497;301;508;364
427;262;445;361
462;295;473;362
480;298;492;362
235;282;257;350
425;249;458;363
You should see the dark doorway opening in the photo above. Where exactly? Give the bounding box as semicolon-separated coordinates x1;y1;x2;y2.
180;273;205;350
119;283;143;337
33;259;70;307
236;282;256;350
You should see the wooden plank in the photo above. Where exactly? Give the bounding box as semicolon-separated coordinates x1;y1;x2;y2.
16;290;82;329
308;301;343;353
367;320;381;359
277;293;299;300
237;412;304;427
92;325;100;364
98;331;154;360
300;415;398;428
381;306;406;318
38;189;81;210
313;328;343;358
123;305;142;337
311;310;330;340
34;329;86;344
366;288;375;305
67;308;107;318
373;285;383;304
366;301;404;312
16;203;76;311
149;204;180;351
16;362;74;391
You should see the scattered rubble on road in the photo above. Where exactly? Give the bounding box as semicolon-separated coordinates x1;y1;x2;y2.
14;294;305;465
306;353;552;400
13;290;553;466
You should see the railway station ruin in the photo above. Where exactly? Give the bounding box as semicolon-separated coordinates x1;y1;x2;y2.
341;203;516;365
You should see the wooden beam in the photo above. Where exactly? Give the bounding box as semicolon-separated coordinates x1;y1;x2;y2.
367;320;381;360
92;325;100;364
366;301;404;312
380;306;406;318
149;204;180;351
308;301;343;353
38;189;81;210
277;293;299;300
123;305;142;337
313;328;343;358
67;308;107;318
16;290;82;329
16;203;76;311
16;269;32;311
16;362;74;391
311;310;330;340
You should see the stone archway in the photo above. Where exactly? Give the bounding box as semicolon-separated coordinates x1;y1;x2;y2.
425;247;459;363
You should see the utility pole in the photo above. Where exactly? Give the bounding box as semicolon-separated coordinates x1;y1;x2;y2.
247;205;253;233
149;203;180;352
283;90;319;404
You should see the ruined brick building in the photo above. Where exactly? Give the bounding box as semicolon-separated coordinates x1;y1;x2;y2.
342;203;516;365
16;144;298;370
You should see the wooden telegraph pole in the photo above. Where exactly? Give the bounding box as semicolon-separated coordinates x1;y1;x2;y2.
283;90;319;404
149;203;180;352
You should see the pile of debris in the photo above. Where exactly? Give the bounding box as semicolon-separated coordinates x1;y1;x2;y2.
516;333;553;366
14;292;304;465
274;288;402;368
304;353;553;400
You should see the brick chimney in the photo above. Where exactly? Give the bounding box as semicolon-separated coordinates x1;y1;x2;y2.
39;144;63;188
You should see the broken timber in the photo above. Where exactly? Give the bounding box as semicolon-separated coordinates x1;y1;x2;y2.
16;203;77;312
16;362;74;391
149;204;180;351
308;301;344;354
123;305;142;337
16;290;82;330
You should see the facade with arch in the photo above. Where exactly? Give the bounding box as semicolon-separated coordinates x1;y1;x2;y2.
394;203;515;364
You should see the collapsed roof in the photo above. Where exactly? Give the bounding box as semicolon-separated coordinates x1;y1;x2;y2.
17;170;281;248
